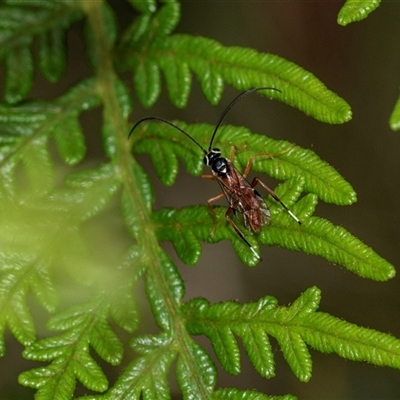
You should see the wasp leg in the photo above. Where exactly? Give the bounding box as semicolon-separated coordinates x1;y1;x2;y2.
205;192;226;235
202;174;229;235
242;155;254;179
229;146;236;162
225;207;261;261
250;177;302;225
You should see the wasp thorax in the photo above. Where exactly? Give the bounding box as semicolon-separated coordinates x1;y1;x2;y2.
212;157;229;175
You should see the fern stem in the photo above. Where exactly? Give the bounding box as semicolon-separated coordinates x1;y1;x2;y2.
84;2;213;397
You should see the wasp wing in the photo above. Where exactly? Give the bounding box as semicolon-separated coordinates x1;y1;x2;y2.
213;162;271;231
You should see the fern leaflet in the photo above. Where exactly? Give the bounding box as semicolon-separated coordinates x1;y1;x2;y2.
184;287;400;382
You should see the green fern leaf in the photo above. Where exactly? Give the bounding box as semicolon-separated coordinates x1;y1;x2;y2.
0;163;121;355
53;116;86;165
110;289;139;334
121;12;152;46
29;260;58;313
239;328;275;379
0;79;100;197
154;182;394;277
38;26;66;83
121;162;154;238
184;287;400;383
129;1;180;48
120;7;351;123
128;0;157;14
0;260;36;354
64;163;120;221
303;312;400;368
153;178;306;266
107;246;143;334
20;135;54;196
0;248;55;357
158;55;191;108
145;250;185;330
132;121;204;186
1;1;397;398
123;1;180;53
389;93;400;130
81;333;176;400
0;2;82;102
260;187;395;281
176;339;216;399
213;388;297;400
19;298;117;397
275;330;312;382
131;121;356;205
134;58;162;109
150;2;180;43
134;118;392;278
208;124;356;206
153;206;214;265
337;0;381;26
261;181;393;280
5;40;33;104
122;4;180;108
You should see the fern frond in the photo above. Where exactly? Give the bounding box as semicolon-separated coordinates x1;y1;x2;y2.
0;1;82;103
131;121;356;205
213;388;297;400
119;2;181;106
133;120;392;277
62;163;121;222
184;287;400;382
17;237;142;397
337;0;381;26
119;4;351;124
152;179;303;266
144;250;185;330
389;93;400;130
0;203;60;356
121;161;154;239
261;181;394;280
0;1;397;398
153;180;394;280
0;163;120;356
0;78;99;198
85;251;216;400
128;0;157;14
176;338;216;399
80;332;216;400
80;334;177;400
18;295;121;398
0;253;48;357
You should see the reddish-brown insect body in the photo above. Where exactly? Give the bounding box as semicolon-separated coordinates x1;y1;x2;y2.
129;87;301;260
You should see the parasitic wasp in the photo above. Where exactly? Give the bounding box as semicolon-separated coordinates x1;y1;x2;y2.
129;87;301;261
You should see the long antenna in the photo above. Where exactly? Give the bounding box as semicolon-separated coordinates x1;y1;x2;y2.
128;116;207;155
208;87;281;151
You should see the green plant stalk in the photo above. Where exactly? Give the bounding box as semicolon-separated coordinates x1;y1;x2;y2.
84;2;213;397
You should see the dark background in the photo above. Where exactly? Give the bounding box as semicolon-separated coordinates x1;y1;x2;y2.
2;2;400;399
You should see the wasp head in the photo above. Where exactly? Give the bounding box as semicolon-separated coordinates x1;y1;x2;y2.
204;148;221;166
